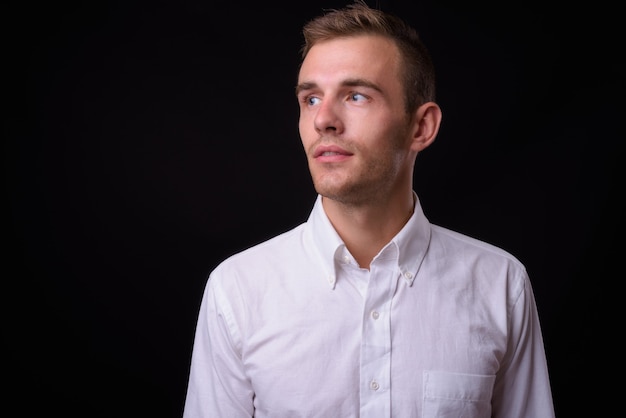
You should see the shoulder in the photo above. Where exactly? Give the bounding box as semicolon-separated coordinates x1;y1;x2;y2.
431;225;519;263
428;224;529;291
203;222;319;316
210;222;308;279
431;224;523;266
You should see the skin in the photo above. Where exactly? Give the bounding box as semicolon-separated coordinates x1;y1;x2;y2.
296;35;442;269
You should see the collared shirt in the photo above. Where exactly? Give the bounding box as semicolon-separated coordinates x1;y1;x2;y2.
183;193;555;418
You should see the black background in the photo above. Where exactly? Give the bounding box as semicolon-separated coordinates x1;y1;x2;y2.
5;0;623;416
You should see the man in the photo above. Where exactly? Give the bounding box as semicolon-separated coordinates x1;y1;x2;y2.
183;2;555;417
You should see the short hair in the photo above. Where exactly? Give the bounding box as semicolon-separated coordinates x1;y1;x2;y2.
300;1;436;114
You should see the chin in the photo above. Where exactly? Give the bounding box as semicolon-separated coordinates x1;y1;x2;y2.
315;185;356;204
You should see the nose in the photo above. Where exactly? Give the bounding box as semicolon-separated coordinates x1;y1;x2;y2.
314;100;344;134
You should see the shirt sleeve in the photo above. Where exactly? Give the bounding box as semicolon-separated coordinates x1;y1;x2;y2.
491;271;555;418
183;273;255;418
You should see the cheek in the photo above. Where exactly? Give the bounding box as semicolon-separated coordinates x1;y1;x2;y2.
369;126;412;160
298;115;316;147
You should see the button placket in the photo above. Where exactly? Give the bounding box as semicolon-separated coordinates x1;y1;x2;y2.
359;260;396;416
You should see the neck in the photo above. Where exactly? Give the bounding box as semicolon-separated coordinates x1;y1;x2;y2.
322;192;415;269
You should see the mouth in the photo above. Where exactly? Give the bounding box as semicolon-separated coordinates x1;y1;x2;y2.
313;145;353;159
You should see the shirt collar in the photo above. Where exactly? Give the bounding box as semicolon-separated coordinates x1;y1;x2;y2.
305;192;431;289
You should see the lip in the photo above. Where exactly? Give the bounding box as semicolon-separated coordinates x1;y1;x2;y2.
313;144;353;163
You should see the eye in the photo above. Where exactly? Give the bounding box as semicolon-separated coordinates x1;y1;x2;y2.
300;95;321;106
307;96;321;106
349;92;367;102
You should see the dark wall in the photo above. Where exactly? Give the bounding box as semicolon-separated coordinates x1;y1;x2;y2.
5;1;622;416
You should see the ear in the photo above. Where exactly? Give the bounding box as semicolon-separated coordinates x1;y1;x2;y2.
410;102;442;152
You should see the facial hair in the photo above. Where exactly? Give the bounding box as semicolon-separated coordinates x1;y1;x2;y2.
308;123;412;207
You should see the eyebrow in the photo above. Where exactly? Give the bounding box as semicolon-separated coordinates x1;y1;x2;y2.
295;78;383;96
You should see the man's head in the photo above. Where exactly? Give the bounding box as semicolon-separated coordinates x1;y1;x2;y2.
295;2;442;207
300;1;436;115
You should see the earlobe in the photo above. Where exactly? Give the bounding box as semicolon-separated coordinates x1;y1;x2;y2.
411;102;442;152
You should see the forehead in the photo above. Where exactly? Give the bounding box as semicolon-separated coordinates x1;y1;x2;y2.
298;35;401;86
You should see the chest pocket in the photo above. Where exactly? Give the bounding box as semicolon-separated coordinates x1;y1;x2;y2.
423;371;495;418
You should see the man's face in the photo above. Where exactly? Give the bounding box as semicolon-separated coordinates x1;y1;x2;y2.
296;35;415;206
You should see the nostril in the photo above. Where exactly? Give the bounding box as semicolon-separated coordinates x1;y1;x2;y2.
313;104;343;134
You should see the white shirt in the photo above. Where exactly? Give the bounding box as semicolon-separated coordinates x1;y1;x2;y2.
183;194;555;417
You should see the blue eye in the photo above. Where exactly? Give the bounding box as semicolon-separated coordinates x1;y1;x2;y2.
307;96;321;106
350;93;367;102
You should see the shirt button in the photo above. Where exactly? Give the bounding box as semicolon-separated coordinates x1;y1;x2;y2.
403;271;413;279
370;380;380;391
371;310;380;320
